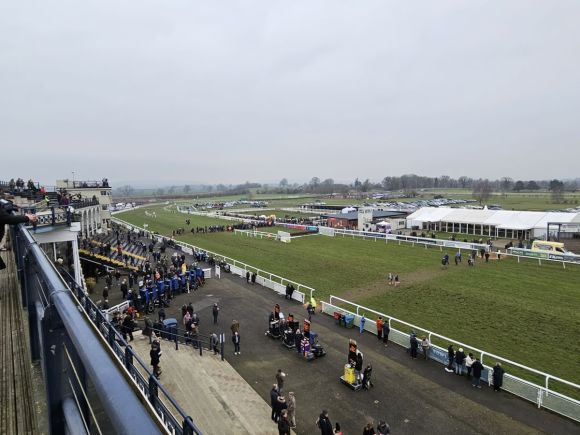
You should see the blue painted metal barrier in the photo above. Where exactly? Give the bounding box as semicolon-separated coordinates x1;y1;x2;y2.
13;224;202;435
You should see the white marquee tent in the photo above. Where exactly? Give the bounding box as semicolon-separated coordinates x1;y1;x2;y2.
406;207;580;239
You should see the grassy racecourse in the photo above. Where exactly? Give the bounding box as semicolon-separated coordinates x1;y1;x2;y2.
118;205;580;392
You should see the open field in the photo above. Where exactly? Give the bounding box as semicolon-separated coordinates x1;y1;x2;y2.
118;205;580;390
164;189;580;212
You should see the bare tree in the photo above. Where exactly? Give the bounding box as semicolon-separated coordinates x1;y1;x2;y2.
118;185;134;197
472;179;492;204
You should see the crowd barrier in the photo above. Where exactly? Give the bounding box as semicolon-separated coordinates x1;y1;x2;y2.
321;295;580;423
112;217;313;304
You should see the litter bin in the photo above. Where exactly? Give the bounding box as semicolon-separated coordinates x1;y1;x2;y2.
344;314;355;329
162;318;178;340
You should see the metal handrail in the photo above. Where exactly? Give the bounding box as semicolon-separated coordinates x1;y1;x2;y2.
15;224;163;434
58;268;203;434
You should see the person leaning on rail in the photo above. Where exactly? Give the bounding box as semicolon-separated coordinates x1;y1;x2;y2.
0;199;37;270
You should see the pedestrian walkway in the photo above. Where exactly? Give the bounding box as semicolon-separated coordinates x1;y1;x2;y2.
0;250;43;434
129;335;277;434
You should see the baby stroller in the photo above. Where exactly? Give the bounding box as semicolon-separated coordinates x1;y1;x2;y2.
362;363;373;390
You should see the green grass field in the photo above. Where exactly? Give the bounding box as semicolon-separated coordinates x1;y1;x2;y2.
117;205;580;392
167;189;580;212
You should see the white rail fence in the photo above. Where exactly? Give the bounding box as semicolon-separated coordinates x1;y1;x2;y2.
234;229;278;239
111;217;313;304
321;295;580;422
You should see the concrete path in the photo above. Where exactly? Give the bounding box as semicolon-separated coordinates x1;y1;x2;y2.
130;336;277;435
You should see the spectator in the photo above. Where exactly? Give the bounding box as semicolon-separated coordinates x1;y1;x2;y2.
150;340;162;378
383;321;390;347
445;345;455;373
232;331;241;355
455;347;466;375
363;422;376;435
316;410;333;435
376;420;390;434
465;353;475;379
270;385;279;422
471;358;484;388
409;332;418;359
122;314;134;342
287;392;296;429
276;369;286;393
421;336;430;360
359;314;366;334
210;333;219;355
334;422;343;435
376;316;383;341
230;319;240;335
212;303;220;324
493;363;505;392
278;409;291;435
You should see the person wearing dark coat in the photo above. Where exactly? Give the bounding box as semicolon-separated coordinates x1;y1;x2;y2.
445;345;455;372
150;340;162;378
410;333;418;359
278;410;291;435
363;422;376;435
454;348;466;375
493;363;505;391
121;314;134;341
316;410;333;435
471;358;484;388
270;385;279;422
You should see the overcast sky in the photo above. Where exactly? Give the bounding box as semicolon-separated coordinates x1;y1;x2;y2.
1;1;579;187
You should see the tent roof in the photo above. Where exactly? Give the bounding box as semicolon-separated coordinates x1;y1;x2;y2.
406;207;454;223
407;207;580;231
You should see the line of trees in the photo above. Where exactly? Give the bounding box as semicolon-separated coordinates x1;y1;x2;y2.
114;175;578;202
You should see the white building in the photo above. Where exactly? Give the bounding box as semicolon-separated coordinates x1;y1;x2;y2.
406;207;580;240
56;179;113;232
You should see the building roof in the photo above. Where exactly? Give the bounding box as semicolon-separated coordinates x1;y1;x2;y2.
325;210;406;221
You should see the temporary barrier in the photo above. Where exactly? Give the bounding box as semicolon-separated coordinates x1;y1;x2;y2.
321;295;580;423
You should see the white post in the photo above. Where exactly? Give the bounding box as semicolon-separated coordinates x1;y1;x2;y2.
72;238;82;286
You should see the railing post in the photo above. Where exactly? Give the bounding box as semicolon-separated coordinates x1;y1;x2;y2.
124;346;133;371
108;324;116;346
148;375;158;408
183;416;195;435
545;375;550;397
